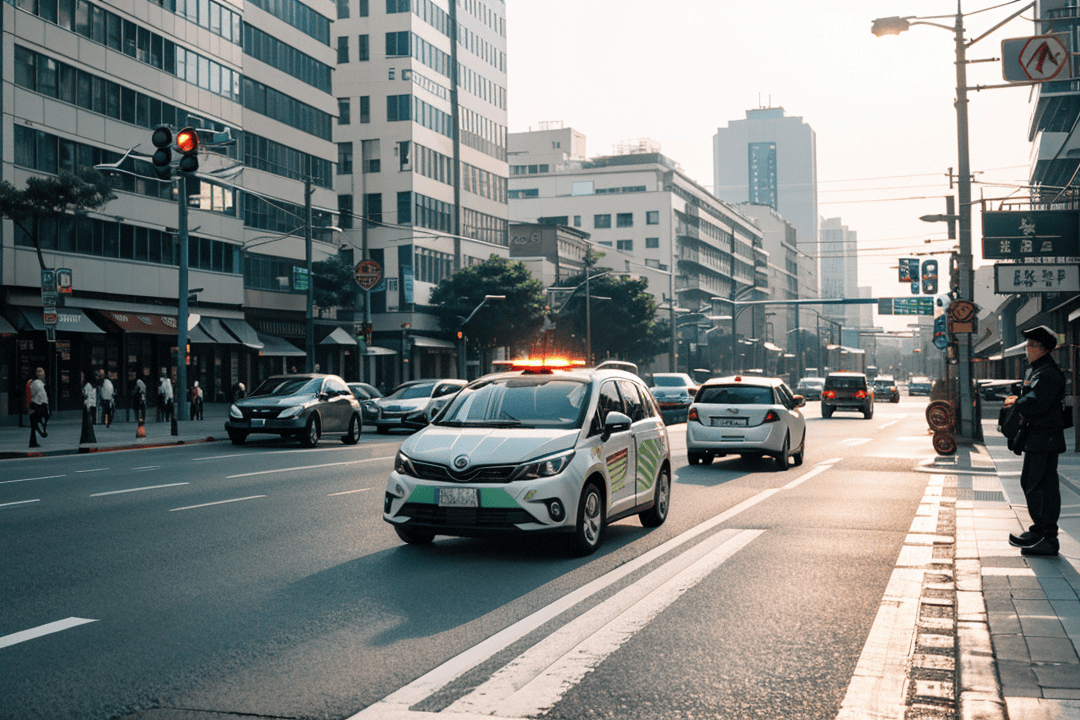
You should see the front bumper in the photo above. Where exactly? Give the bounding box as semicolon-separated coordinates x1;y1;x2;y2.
225;417;306;434
685;420;784;453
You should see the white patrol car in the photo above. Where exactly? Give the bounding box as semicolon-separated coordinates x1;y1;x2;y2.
383;360;672;555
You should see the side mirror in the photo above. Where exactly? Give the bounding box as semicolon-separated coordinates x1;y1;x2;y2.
401;410;430;430
602;411;632;441
318;392;330;401
793;395;806;408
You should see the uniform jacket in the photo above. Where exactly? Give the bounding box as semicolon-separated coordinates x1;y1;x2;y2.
1014;353;1067;454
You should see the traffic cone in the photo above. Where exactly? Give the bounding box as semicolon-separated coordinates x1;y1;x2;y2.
79;406;97;448
136;414;146;439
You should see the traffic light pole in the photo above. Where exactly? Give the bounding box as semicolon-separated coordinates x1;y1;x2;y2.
305;158;315;374
176;174;189;423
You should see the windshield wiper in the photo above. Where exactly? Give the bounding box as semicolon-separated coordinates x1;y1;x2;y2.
436;419;531;428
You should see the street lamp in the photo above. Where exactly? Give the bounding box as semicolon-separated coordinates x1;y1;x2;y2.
871;1;1031;441
458;295;505;379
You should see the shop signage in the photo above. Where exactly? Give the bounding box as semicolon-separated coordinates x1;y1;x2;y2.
994;263;1080;293
982;210;1080;259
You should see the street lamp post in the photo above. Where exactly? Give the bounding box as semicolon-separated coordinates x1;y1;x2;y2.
458;295;505;379
872;1;1031;441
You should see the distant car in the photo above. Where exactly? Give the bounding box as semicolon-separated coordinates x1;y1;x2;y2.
872;376;900;403
374;379;467;433
795;377;825;401
649;373;698;424
908;376;932;396
685;375;806;470
348;382;383;423
821;371;874;419
595;360;639;376
226;374;362;447
422;379;468;422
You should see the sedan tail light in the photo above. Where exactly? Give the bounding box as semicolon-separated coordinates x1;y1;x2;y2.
688;407;701;423
762;410;780;423
822;390;836;399
853;390;867;399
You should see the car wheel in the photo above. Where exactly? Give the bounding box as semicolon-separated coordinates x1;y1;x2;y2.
395;525;435;545
822;406;833;418
864;406;873;420
300;415;320;447
775;434;790;471
792;431;805;466
228;430;247;446
376;425;390;435
639;467;670;528
342;414;361;444
571;481;605;556
700;454;713;466
892;396;899;404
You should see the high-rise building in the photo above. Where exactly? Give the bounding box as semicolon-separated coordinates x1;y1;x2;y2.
713;106;818;298
819;217;860;328
2;0;339;414
334;0;510;384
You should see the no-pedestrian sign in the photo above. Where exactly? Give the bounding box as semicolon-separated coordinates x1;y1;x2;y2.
1002;34;1071;83
354;260;382;290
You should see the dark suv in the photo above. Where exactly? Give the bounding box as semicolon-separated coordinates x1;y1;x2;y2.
821;372;874;419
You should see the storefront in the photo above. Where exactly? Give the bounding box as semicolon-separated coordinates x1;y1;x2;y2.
254;333;305;385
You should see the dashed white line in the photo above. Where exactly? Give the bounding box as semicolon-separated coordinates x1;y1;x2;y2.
75;468;108;474
782;464;832;490
329;488;372;496
90;483;189;497
0;618;98;650
227;456;395;479
0;474;65;485
0;499;41;509
169;495;266;512
880;420;900;429
133;466;160;471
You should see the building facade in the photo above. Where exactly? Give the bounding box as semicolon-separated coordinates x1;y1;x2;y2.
819;216;860;329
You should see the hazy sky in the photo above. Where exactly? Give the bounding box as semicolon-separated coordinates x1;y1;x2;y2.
506;0;1037;328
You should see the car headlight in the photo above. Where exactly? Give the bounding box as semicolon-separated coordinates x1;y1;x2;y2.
229;404;243;419
394;450;419;477
515;449;575;480
278;405;303;419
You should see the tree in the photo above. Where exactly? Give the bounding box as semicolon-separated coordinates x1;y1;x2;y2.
552;271;667;366
0;169;115;271
429;255;546;351
312;255;357;314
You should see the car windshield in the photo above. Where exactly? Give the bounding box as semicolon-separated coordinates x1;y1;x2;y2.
351;383;382;398
387;382;436;400
436;377;590;429
653;376;691;387
698;385;774;404
798;380;823;387
874;380;894;387
826;376;866;390
250;377;321;397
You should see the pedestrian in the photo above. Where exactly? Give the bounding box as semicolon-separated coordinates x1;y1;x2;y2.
99;370;115;428
134;375;147;422
233;381;246;401
190;381;204;420
1007;325;1067;557
83;373;98;425
28;367;49;446
158;372;173;423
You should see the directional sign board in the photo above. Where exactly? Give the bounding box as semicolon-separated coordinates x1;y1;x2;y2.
354;260;382;290
995;263;1080;294
982;210;1080;259
877;297;935;316
1002;34;1071;83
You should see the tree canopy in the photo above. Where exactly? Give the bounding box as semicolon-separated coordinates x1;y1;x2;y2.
0;168;115;270
312;255;357;313
429;254;546;350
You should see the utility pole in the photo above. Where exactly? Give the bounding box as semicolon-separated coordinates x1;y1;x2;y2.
176;175;189;423
305;155;314;373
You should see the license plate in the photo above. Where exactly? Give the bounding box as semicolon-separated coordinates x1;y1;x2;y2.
712;417;747;427
438;487;478;507
251;418;265;427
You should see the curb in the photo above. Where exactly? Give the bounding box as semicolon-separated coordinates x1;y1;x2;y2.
0;436;221;460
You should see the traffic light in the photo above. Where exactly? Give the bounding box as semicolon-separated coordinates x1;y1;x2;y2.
922;259;939;295
362;323;373;345
175;126;199;174
151;125;173;180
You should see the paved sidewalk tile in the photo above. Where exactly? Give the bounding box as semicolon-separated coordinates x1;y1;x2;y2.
1025;636;1079;663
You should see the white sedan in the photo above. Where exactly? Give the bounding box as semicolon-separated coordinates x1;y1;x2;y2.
685;375;807;470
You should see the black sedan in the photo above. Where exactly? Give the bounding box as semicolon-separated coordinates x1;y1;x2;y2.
226;374;362;447
872;376;900;403
349;381;384;423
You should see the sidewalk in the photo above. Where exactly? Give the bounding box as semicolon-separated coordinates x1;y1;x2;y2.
0;403;232;460
945;419;1080;719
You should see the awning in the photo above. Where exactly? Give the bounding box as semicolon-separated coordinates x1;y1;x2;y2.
763;341;783;352
187;324;215;344
8;306;105;334
363;346;397;356
193;317;240;344
320;327;356;346
0;315;17;335
257;333;305;357
411;336;456;349
222;319;264;349
1003;341;1027;359
102;310;178;335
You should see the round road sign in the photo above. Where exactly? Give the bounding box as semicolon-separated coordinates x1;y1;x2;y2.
1020;35;1069;81
354;260;382;290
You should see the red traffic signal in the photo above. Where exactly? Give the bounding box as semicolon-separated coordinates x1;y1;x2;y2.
175;127;199;174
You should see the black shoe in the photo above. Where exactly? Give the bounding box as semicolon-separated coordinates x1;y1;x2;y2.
1021;537;1059;557
1009;532;1041;548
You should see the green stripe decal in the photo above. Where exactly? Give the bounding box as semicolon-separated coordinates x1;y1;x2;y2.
480;488;519;508
408;485;436;504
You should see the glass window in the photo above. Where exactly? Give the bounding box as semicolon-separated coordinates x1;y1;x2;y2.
618;381;645;422
646;210;660;225
616;239;633;251
37;55;58;98
337;142;352;174
14;47;36;91
337;36;349;63
358;0;368;15
645;237;659;249
358;95;370;123
338;97;350;125
357;34;369;62
593;214;611;229
616;212;633;227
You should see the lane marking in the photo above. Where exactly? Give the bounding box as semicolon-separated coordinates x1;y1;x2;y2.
227;456;395;479
0;499;41;509
192;444;394;462
75;468;108;474
133;466;160;471
329;488;372;496
880;420;900;429
838;438;872;447
448;529;763;718
0;618;98;650
782;464;832;490
821;457;844;465
91;482;189;497
169;495;266;512
0;474;65;485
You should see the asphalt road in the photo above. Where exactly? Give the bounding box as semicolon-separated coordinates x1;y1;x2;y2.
1;396;935;720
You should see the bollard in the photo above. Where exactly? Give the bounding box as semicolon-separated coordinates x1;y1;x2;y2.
79;406;97;449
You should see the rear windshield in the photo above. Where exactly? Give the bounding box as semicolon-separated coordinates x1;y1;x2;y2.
873;379;894;387
825;376;866;390
387;382;436;400
653;376;690;387
697;385;774;404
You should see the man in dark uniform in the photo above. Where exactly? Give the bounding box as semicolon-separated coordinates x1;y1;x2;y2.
1007;325;1067;557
